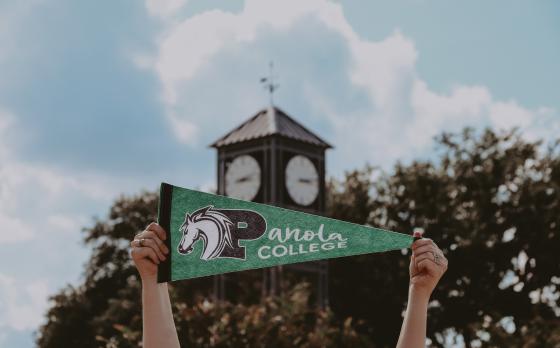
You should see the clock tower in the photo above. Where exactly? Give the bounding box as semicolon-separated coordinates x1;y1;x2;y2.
210;106;332;307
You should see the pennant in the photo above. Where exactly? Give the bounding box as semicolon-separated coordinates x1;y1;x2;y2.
157;183;413;283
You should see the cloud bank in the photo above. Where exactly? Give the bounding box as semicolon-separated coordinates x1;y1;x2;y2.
143;0;559;169
0;108;132;336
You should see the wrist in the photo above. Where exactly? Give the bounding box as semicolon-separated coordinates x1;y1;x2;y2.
141;273;158;287
409;284;432;303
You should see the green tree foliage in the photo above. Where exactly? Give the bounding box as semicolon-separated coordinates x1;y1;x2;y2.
36;194;369;347
328;128;560;347
171;282;371;347
37;128;560;347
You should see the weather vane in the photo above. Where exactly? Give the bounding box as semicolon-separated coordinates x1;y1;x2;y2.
260;61;279;106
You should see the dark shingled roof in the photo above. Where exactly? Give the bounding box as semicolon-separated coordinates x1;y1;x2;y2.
210;106;332;148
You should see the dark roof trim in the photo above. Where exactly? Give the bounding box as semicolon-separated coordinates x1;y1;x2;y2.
210;106;332;149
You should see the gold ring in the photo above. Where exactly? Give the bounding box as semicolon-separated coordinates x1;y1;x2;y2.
139;238;145;247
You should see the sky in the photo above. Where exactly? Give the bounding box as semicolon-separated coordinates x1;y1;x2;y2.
0;0;559;346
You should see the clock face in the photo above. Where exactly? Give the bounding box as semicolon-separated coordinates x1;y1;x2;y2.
285;155;319;206
225;155;261;201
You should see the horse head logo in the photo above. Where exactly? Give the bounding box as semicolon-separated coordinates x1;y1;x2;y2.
178;206;234;260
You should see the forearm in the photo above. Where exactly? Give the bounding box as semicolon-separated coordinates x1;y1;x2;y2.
142;277;180;348
396;286;429;348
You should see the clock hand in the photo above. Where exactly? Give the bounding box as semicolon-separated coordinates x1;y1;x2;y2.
236;175;255;183
298;178;317;184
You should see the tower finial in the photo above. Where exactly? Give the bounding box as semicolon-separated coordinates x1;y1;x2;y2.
260;61;279;107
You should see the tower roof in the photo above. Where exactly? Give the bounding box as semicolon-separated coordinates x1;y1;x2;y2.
210;106;332;149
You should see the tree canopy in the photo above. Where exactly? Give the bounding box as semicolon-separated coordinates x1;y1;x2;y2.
37;128;560;347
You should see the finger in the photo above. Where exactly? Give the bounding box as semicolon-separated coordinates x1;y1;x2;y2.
413;245;436;256
131;247;160;265
139;230;169;255
140;238;166;261
410;254;418;273
416;251;447;269
412;238;434;249
417;258;440;275
414;252;434;265
147;222;167;241
415;249;445;262
414;252;432;266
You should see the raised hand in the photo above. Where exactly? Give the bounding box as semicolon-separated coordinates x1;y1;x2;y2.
130;222;169;281
409;238;448;297
131;223;179;348
397;237;449;348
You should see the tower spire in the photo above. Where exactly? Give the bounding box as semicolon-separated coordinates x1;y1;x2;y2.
260;61;279;107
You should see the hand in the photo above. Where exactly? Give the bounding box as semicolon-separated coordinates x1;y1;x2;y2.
409;238;448;298
130;222;169;282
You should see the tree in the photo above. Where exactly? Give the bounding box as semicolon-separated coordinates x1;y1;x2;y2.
327;128;560;347
36;193;369;347
37;128;560;347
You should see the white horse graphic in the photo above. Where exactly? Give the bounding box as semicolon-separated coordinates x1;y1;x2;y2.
177;206;234;260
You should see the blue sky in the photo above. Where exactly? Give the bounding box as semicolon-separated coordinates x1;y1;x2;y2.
0;0;558;346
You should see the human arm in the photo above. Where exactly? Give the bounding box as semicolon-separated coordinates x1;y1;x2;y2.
396;237;448;348
130;222;180;348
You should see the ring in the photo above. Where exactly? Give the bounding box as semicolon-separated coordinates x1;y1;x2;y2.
433;252;441;265
139;238;145;247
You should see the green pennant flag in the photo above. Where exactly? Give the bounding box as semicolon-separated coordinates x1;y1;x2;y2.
157;182;413;283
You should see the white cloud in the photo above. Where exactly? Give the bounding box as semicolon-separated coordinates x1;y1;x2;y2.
0;274;49;331
145;0;188;18
349;31;418;112
489;100;534;130
168;110;199;145
143;0;560;169
0;108;138;235
0;158;115;245
0;109;136;341
407;81;493;149
47;214;88;235
0;214;33;244
150;0;348;140
0;109;15;159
